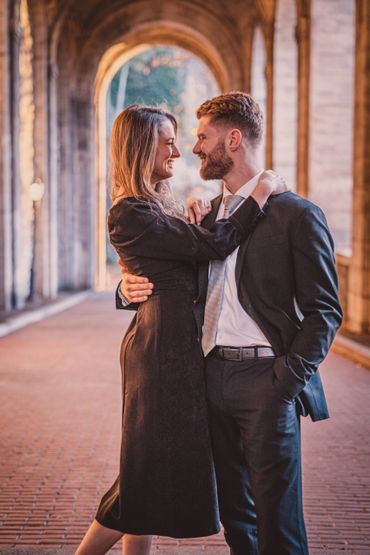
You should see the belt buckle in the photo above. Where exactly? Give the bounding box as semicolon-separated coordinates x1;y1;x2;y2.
224;347;242;361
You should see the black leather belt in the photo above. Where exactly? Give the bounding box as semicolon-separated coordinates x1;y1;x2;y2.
210;345;275;361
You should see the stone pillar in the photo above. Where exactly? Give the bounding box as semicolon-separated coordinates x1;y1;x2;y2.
72;91;95;289
296;8;310;198
250;25;267;167
9;1;23;309
240;20;254;92
29;0;58;299
56;32;77;291
347;0;370;333
47;62;59;298
0;0;12;313
263;23;274;169
273;0;298;190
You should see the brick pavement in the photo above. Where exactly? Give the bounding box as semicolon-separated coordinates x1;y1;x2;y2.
0;293;369;555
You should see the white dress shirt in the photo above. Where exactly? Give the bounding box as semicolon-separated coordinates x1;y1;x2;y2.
210;171;271;347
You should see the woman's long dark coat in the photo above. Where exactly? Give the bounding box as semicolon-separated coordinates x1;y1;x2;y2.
95;196;264;538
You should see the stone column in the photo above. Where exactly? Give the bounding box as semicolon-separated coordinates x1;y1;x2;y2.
240;20;254;92
273;0;298;190
250;25;268;167
347;0;370;333
263;23;274;169
296;8;310;198
57;62;75;291
71;91;95;289
0;0;12;313
30;1;52;298
47;62;59;297
9;2;23;309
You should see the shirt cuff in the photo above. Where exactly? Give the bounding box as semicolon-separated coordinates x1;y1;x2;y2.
117;282;130;306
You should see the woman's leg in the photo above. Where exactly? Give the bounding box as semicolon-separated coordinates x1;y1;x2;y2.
75;519;122;554
122;534;153;554
75;519;152;555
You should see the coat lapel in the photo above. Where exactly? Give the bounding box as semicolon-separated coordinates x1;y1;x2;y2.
201;194;222;229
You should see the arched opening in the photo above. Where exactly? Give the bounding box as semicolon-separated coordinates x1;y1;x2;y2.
250;25;267;167
309;0;355;255
273;0;298;190
95;42;220;290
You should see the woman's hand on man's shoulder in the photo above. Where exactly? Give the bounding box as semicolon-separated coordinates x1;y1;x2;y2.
186;197;212;225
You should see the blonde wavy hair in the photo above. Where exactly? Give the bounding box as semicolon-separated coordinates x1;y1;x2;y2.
110;104;184;218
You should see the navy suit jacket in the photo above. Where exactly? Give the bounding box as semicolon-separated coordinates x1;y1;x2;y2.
193;191;343;421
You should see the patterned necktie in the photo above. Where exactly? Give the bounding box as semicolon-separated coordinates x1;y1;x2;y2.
202;194;244;356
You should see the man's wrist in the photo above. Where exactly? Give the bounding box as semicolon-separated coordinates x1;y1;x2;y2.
117;281;130;306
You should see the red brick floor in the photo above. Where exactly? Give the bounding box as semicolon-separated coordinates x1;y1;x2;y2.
0;293;369;555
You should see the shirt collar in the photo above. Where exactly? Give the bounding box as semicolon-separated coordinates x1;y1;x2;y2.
222;169;265;201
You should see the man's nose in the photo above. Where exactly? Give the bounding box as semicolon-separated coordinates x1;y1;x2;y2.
192;140;200;155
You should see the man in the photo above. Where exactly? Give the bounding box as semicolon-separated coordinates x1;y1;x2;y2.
117;92;343;555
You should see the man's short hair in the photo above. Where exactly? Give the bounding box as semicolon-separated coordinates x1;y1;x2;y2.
196;91;263;145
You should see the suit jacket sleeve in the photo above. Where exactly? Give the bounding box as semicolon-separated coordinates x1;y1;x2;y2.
115;282;139;311
108;196;266;262
272;204;343;398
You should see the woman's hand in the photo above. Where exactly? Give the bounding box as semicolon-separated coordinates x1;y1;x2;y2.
260;170;288;196
251;170;289;209
119;259;153;303
186;197;212;225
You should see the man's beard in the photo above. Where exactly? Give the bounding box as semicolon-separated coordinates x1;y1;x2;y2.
199;140;234;180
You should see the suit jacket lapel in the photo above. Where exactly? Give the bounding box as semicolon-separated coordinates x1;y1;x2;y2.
201;194;222;230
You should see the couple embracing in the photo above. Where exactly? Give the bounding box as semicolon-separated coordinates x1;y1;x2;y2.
76;92;342;555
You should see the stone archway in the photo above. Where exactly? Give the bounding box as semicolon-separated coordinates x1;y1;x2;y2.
52;1;250;293
93;31;225;289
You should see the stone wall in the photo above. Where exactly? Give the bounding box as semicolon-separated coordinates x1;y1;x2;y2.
309;0;355;255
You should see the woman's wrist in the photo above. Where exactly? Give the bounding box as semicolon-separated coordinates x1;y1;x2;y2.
251;187;270;209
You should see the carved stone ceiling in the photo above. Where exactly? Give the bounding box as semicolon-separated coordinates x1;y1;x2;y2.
46;0;262;34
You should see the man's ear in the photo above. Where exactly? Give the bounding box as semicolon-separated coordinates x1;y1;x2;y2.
227;128;243;151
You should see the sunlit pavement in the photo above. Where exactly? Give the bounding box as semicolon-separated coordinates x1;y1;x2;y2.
0;293;369;555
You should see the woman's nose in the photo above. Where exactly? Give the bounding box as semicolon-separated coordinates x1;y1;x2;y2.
172;145;181;158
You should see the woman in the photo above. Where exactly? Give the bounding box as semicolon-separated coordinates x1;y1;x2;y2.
76;105;279;555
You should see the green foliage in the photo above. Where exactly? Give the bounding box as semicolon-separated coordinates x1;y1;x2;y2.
110;47;187;118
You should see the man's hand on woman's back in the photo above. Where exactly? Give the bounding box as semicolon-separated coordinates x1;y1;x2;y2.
118;259;153;303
